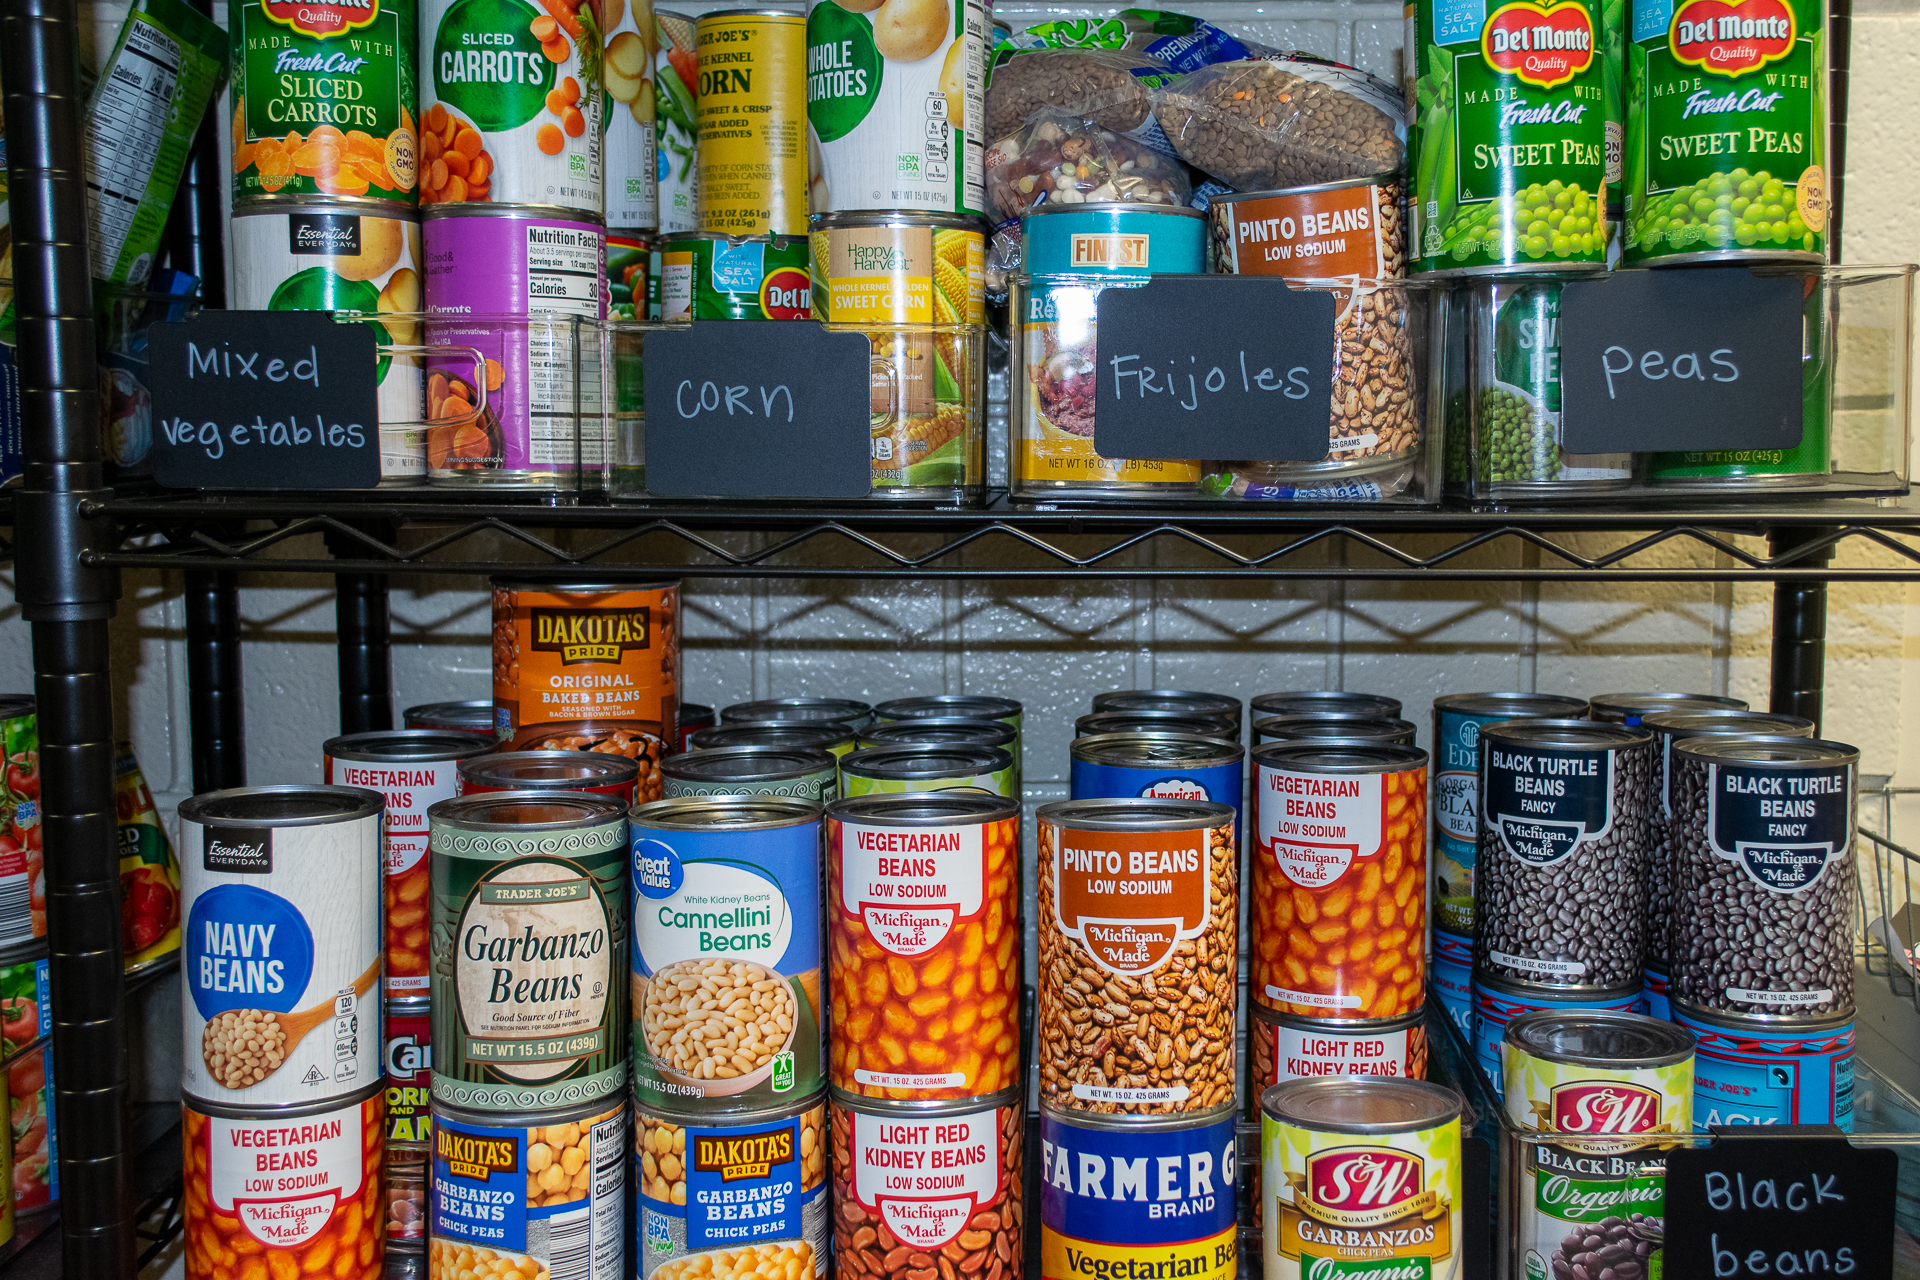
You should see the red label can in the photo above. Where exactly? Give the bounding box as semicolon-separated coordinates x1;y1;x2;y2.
384;1001;430;1246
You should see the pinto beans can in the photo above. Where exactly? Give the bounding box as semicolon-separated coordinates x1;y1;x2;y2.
1248;1006;1428;1115
325;730;497;997
493;578;680;803
116;741;184;974
1036;798;1238;1116
384;1000;432;1247
428;791;630;1111
826;792;1021;1103
630;796;826;1111
459;751;640;804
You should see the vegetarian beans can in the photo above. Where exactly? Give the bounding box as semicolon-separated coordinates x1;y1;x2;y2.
1429;692;1590;965
423;209;607;485
1248;1006;1427;1113
325;730;497;997
1588;691;1748;725
658;232;813;319
228;0;419;204
696;10;807;236
655;9;700;234
1251;742;1428;1021
385;999;432;1249
1667;735;1857;1018
428;791;630;1111
418;0;603;214
183;1085;387;1279
116;741;184;973
1040;1107;1237;1280
492;578;680;801
1475;719;1655;993
723;698;874;731
873;694;1021;770
1075;711;1239;745
0;943;52;1212
662;745;839;801
1253;715;1419;747
0;699;36;949
179;786;385;1108
1504;1011;1694;1280
1672;1001;1853;1128
1251;691;1400;723
1470;971;1644;1097
1260;1078;1463;1280
1036;798;1238;1116
429;1097;628;1280
603;0;658;229
406;700;500;735
1069;732;1245;844
459;751;640;804
629;795;826;1111
1410;0;1619;275
858;717;1019;761
693;722;859;759
229;203;428;484
841;743;1015;799
637;1093;828;1279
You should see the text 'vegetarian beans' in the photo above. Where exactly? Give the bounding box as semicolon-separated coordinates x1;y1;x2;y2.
1470;970;1643;1100
1668;735;1859;1018
1252;743;1427;1022
1247;1005;1427;1117
832;1095;1024;1280
1037;798;1237;1116
1475;719;1654;993
1040;1108;1237;1280
827;793;1021;1103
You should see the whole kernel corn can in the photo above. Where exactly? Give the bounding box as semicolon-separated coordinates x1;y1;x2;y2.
695;9;807;235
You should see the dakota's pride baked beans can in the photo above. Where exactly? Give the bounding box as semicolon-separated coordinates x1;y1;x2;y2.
457;751;640;805
492;578;680;803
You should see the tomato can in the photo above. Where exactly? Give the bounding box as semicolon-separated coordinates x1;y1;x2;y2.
179;786;386;1109
405;700;499;735
695;9;806;236
325;730;497;997
660;745;839;802
604;0;658;230
458;751;640;804
384;999;432;1248
1248;1005;1428;1116
0;942;51;1214
658;231;812;320
114;741;183;975
692;722;858;759
840;743;1014;799
492;577;680;802
721;698;872;731
0;698;39;950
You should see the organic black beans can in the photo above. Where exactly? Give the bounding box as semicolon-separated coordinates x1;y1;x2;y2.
1474;719;1654;993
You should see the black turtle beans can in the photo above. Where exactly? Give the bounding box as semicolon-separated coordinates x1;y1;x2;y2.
691;721;859;759
840;743;1016;800
1093;689;1243;735
661;745;839;802
428;791;630;1112
1074;710;1240;744
721;698;874;732
677;704;716;754
1250;691;1401;723
1251;714;1419;747
1589;691;1749;726
457;751;640;806
857;717;1019;757
405;700;501;736
1474;719;1655;994
1668;735;1858;1019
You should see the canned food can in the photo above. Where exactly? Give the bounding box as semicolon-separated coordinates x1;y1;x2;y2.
1041;1106;1237;1280
1247;1006;1428;1115
1504;1011;1694;1280
385;999;432;1247
1642;964;1671;1021
0;1091;13;1240
1093;689;1243;733
429;1097;628;1279
1251;691;1401;723
604;0;658;230
722;698;873;731
1261;1078;1463;1280
841;743;1015;799
423;209;607;487
419;0;603;215
0;698;40;949
659;232;813;320
492;578;680;801
1588;691;1749;725
832;1091;1022;1278
677;703;716;754
0;942;52;1213
810;215;985;326
1036;798;1237;1115
183;1086;387;1277
325;730;498;997
692;722;858;759
428;791;630;1110
1014;205;1208;497
637;1093;828;1279
629;795;826;1110
655;9;700;234
695;9;807;236
857;718;1019;760
1668;735;1858;1018
1475;719;1655;993
826;792;1021;1102
179;786;385;1108
1470;971;1644;1097
458;751;641;805
661;745;839;801
1074;711;1238;745
405;700;500;735
115;741;184;974
1251;714;1418;747
1429;954;1472;1040
873;695;1020;771
1069;732;1245;843
228;0;419;205
230;203;428;484
611;233;651;319
1672;1001;1853;1128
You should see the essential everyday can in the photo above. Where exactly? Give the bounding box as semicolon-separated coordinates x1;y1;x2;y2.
655;9;700;233
840;743;1014;798
661;745;839;801
458;751;641;805
696;9;807;235
1470;970;1645;1098
658;231;812;319
405;700;499;735
1672;1001;1853;1128
179;786;385;1108
604;0;659;230
384;999;432;1249
826;792;1022;1103
691;722;858;759
1248;1005;1428;1111
428;791;630;1111
1069;732;1246;844
115;742;184;974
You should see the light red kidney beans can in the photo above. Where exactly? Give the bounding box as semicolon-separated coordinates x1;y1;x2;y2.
384;999;431;1248
325;730;496;999
1246;1004;1428;1117
456;750;639;805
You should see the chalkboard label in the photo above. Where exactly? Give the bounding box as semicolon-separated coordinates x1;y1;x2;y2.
1092;276;1338;463
1709;763;1853;893
150;309;382;490
1665;1127;1896;1280
1487;745;1613;867
1558;267;1806;454
643;320;873;499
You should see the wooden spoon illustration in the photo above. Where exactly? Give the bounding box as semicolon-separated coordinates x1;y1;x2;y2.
202;957;382;1088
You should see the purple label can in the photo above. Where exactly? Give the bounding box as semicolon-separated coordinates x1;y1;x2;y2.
1068;732;1246;844
1470;971;1642;1098
422;208;606;489
1430;953;1473;1042
1674;1001;1855;1130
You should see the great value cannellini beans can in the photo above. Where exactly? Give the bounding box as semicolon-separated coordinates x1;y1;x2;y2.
1261;1077;1464;1280
179;786;385;1109
826;792;1021;1103
1036;798;1238;1116
696;9;807;235
1247;1005;1427;1116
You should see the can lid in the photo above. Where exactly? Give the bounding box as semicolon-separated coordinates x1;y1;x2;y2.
1070;732;1244;768
662;230;808;251
1643;709;1817;739
1479;717;1653;750
0;695;35;718
1250;690;1402;719
722;698;873;724
659;746;836;783
860;719;1019;750
1674;734;1860;768
180;784;384;826
632;793;824;829
1036;796;1236;830
459;751;640;785
429;790;628;829
1506;1010;1696;1069
1252;741;1427;772
875;695;1022;722
692;722;856;751
324;729;498;762
1432;692;1590;719
1254;714;1418;742
1589;691;1748;720
490;577;678;593
1091;690;1241;721
1471;968;1645;1005
403;700;497;731
1076;710;1238;737
842;744;1013;779
829;791;1021;824
1261;1078;1463;1133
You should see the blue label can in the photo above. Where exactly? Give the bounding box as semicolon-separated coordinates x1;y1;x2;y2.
1643;964;1671;1021
1069;732;1246;845
1673;1002;1855;1130
1430;953;1473;1042
1470;972;1642;1098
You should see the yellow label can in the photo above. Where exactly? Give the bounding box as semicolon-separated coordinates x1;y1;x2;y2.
695;9;808;236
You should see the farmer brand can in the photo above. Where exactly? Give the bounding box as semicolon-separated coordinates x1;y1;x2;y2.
179;786;385;1108
842;743;1015;799
1672;1002;1853;1128
658;232;813;320
696;10;807;235
661;745;839;801
428;791;630;1111
1471;971;1644;1097
629;795;826;1111
1069;732;1246;845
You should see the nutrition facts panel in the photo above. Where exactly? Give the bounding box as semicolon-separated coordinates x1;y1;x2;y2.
525;226;606;466
84;17;181;281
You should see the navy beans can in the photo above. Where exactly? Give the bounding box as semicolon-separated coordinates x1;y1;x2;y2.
1672;1001;1854;1129
1069;731;1246;844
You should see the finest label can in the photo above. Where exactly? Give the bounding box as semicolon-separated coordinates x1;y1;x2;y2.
428;792;630;1111
659;232;813;320
662;745;839;801
458;752;640;804
0;699;39;950
637;1094;828;1279
179;786;386;1108
841;743;1015;799
0;943;52;1212
1248;1006;1428;1114
385;1000;432;1247
1672;1001;1853;1128
1069;732;1246;845
696;9;807;235
604;0;658;229
1471;971;1645;1097
629;796;827;1111
115;742;184;974
1036;798;1238;1116
655;9;700;233
229;0;419;204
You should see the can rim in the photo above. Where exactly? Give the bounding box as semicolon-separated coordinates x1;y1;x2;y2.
1673;734;1859;767
1027;203;1207;220
1432;692;1590;718
828;1085;1025;1117
662;230;810;251
458;751;640;784
659;746;837;783
184;1078;385;1121
1250;691;1402;717
1211;172;1403;204
811;212;990;235
1505;1009;1696;1070
231;199;420;221
428;789;629;830
1260;1077;1463;1133
692;722;856;749
1472;968;1644;1005
1035;796;1236;829
698;6;805;18
859;719;1019;749
631;792;824;828
0;696;35;718
874;695;1022;721
324;729;498;762
828;791;1021;823
1478;717;1653;750
1253;715;1418;743
723;698;874;722
637;1088;828;1127
1037;1100;1239;1131
1092;689;1239;717
432;1093;630;1131
1251;741;1428;772
1588;691;1748;719
490;576;678;592
180;784;384;827
1642;709;1816;737
841;743;1014;779
1250;1003;1425;1034
1069;731;1244;769
421;205;610;226
1670;997;1858;1032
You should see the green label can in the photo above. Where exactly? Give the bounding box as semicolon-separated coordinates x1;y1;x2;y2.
1624;0;1824;263
659;232;812;319
838;744;1014;799
1411;0;1621;275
